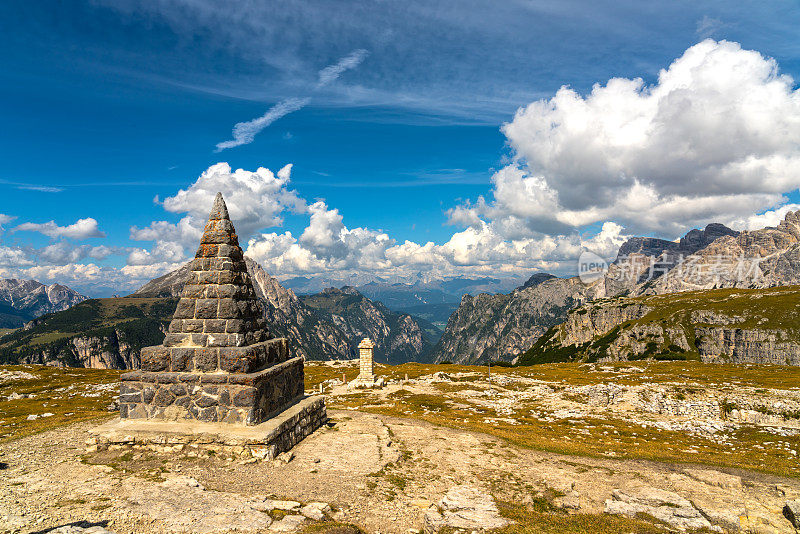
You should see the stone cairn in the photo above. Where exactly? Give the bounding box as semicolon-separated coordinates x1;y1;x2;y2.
114;193;326;445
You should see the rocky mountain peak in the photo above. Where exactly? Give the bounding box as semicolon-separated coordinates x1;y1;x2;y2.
0;278;87;328
521;272;557;289
777;210;800;238
678;223;739;252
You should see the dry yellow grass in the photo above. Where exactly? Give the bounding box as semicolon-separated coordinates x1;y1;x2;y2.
309;360;800;479
0;365;119;442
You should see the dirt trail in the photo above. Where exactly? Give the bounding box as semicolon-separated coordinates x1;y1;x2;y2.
1;410;797;533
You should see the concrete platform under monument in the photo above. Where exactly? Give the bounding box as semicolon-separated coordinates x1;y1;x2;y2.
89;395;327;460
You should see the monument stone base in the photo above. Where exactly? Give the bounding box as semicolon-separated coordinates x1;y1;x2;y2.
88;395;327;460
120;355;304;426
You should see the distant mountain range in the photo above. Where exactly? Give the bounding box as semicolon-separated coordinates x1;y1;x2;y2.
1;258;440;369
283;275;523;298
0;279;86;328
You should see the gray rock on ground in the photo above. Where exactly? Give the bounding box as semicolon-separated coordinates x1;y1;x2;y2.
423;485;509;533
605;486;715;531
300;502;332;521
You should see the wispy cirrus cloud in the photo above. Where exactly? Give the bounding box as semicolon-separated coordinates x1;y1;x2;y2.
16;185;64;193
317;49;369;87
215;49;369;152
214;97;310;151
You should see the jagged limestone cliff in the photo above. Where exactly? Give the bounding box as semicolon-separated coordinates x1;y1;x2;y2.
518;286;800;365
639;211;800;295
429;275;602;364
300;286;437;364
436;212;800;366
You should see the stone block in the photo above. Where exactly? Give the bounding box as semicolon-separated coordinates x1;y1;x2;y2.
121;370;143;382
190;333;209;346
173;299;196;319
195;299;218;319
169;383;188;396
217;244;240;259
226;319;246;333
141;346;170;372
216;284;246;299
180;284;205;299
163;333;191;347
170;348;194;372
201;230;233;244
200;285;218;298
196;244;219;258
189;258;210;271
207;333;232;347
182;320;205;333
217;298;239;318
178;374;200;384
142;386;156;403
152;388;176;407
194;271;217;285
200;373;229;384
204;319;228;333
193;348;219;371
155;373;180;384
219;346;252;373
232;387;257;407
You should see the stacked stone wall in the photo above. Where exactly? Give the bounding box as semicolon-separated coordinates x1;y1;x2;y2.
120;356;304;425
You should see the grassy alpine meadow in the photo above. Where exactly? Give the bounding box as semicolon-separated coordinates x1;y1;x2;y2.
308;360;800;479
0;365;120;442
4;359;800;480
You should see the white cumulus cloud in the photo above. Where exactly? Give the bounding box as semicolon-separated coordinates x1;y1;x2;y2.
14;218;105;239
459;39;800;239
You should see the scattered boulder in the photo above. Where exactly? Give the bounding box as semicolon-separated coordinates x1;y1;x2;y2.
554;491;581;511
258;499;302;512
300;502;331;521
276;451;295;464
605;487;713;531
423;485;509;533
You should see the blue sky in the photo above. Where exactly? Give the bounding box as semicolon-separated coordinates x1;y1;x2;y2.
1;1;800;296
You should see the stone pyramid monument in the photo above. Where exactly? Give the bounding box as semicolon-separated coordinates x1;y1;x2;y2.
96;193;326;458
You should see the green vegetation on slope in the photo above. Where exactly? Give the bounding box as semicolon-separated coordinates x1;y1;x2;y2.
0;298;176;366
300;288;439;363
517;285;800;366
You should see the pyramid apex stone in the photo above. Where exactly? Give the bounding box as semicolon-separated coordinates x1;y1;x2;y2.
209;192;230;221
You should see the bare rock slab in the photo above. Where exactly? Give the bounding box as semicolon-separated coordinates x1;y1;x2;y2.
269;514;307;532
605;487;713;531
423;485;509;533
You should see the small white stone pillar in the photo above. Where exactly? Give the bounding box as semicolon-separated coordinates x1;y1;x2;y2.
357;338;375;382
348;337;383;388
